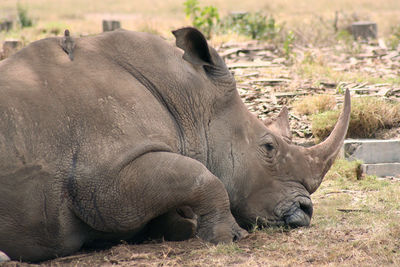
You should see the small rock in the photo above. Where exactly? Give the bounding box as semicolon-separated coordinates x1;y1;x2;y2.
0;251;10;262
2;40;22;59
272;57;286;64
102;20;121;32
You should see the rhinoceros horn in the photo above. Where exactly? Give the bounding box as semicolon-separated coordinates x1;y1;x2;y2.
306;89;351;193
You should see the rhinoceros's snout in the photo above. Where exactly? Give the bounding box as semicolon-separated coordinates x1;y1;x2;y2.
283;198;313;228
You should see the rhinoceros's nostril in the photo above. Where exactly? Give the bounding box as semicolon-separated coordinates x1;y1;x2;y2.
233;233;239;242
299;201;313;218
283;199;313;228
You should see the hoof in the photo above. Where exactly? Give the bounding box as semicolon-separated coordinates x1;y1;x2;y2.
198;220;248;244
233;224;248;242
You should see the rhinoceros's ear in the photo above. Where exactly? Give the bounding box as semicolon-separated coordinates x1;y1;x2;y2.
172;27;214;66
263;106;292;142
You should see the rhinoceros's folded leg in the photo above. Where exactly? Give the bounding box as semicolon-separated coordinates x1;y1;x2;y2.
68;151;247;244
146;206;198;241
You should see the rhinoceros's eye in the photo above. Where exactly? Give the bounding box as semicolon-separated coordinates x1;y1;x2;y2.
261;141;277;161
259;134;277;160
264;143;275;152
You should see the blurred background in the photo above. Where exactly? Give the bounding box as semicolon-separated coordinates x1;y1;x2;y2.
0;0;399;45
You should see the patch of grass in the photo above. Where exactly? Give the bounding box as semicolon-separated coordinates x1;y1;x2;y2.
312;97;400;142
387;24;400;50
312;110;342;142
311;160;400;261
210;31;252;45
336;29;354;46
39;21;68;35
293;94;336;115
325;158;363;181
209;243;243;255
282;30;295;59
358;175;391;191
136;22;161;35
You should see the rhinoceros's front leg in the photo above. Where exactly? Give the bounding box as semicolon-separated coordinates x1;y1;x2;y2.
69;152;247;244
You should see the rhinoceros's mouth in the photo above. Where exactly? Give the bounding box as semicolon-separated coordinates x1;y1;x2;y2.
232;210;286;230
275;196;313;228
232;196;313;230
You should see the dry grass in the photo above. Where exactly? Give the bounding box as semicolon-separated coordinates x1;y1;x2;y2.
312;97;400;142
293;94;337;115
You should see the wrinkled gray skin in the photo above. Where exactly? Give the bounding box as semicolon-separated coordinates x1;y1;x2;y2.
0;27;350;262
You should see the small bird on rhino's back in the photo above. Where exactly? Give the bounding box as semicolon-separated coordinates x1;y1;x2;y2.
60;29;75;61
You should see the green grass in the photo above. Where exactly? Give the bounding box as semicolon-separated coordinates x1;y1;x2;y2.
324;158;363;181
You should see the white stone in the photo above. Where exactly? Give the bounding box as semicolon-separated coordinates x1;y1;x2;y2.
343;139;400;164
361;163;400;177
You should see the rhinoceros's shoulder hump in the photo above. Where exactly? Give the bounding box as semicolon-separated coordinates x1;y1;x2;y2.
81;29;170;55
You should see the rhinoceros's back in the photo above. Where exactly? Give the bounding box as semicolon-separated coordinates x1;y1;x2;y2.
0;31;180;175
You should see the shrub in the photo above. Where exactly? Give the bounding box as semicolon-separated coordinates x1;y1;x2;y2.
293;95;337;115
283;30;295;59
182;1;283;42
137;23;160;35
387;24;400;50
17;3;33;28
220;12;281;40
184;0;219;39
336;29;361;55
312;97;400;142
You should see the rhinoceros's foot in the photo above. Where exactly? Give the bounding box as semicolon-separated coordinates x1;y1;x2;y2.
0;251;11;262
147;206;198;241
197;217;248;244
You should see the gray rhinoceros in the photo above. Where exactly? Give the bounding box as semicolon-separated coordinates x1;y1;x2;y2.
0;27;350;262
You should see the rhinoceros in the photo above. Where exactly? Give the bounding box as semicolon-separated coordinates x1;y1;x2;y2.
0;27;350;262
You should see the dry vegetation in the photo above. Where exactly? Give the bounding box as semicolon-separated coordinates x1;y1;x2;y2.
293;95;337;115
311;97;400;142
1;0;400;266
